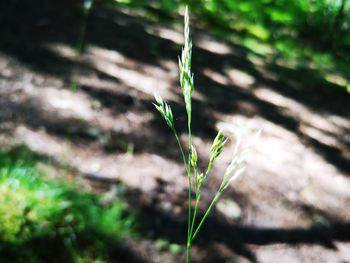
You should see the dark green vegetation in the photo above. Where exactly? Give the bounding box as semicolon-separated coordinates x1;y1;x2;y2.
106;0;350;93
0;148;134;263
109;0;350;54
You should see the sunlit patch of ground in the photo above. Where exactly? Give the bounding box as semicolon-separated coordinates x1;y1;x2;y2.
0;5;349;262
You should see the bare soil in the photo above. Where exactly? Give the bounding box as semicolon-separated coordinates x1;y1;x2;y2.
0;1;350;262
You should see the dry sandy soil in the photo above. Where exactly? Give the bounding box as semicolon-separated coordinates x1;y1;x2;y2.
0;1;350;262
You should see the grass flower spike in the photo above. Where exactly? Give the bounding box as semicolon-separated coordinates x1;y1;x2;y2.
153;93;174;129
179;7;194;133
207;129;227;174
190;145;198;170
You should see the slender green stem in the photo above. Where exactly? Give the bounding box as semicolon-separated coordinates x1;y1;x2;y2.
189;167;212;238
189;191;200;237
185;104;193;263
187;114;192;150
174;126;192;262
191;192;222;242
186;243;190;263
76;9;90;54
193;169;198;198
173;129;187;168
206;161;213;175
186;157;192;257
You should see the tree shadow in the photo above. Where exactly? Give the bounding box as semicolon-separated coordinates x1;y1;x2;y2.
2;144;348;262
1;0;348;175
104;177;350;263
0;1;350;261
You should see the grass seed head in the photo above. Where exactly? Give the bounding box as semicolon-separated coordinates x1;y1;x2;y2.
179;7;194;123
197;172;204;187
153;93;174;129
222;166;246;191
190;144;198;169
210;129;227;161
206;129;227;174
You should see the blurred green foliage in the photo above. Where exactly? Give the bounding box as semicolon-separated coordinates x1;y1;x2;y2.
106;0;350;55
155;238;183;255
103;0;350;92
0;148;134;263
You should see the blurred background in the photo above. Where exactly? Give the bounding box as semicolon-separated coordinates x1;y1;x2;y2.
0;0;350;262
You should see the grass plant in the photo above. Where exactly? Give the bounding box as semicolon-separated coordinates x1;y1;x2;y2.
0;148;134;263
153;7;258;263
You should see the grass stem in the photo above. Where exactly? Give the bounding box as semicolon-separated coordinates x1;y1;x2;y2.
191;192;221;242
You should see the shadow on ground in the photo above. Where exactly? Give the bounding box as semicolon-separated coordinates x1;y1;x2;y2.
1;0;349;173
0;0;350;262
87;174;350;262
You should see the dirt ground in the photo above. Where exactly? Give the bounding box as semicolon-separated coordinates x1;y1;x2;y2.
0;1;350;262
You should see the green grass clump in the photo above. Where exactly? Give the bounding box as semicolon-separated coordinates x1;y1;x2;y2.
0;148;134;263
